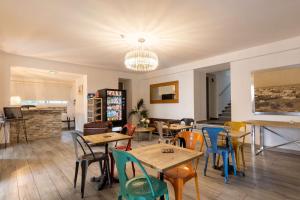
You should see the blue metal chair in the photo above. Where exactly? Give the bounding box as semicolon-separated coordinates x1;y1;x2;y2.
202;127;236;183
112;149;169;200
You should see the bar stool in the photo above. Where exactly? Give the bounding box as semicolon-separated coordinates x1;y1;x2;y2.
3;107;28;143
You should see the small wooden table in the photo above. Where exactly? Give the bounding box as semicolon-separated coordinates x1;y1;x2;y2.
164;124;193;131
130;143;203;200
83;132;132;189
134;127;156;141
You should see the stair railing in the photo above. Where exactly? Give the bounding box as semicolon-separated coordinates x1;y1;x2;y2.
219;83;231;97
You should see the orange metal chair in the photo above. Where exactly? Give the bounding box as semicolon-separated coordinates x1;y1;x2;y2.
223;121;247;172
164;131;204;200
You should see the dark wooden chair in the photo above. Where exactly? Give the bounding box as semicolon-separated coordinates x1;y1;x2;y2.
70;131;112;198
83;121;112;135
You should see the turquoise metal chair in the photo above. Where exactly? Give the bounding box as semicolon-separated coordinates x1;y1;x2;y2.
202;127;237;183
112;149;169;200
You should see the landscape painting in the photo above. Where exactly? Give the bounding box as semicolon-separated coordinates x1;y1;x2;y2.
252;66;300;115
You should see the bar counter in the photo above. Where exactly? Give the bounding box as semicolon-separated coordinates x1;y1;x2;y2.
9;107;65;143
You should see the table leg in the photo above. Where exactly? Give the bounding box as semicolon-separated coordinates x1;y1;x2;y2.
257;126;265;155
159;172;165;200
251;125;256;155
149;131;152;141
91;143;109;190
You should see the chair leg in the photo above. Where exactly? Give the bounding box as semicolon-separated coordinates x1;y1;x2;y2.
235;147;240;171
212;153;216;168
216;154;220;168
194;174;200;200
240;146;246;172
174;179;184;200
109;153;115;178
131;162;135;177
81;161;88;198
118;194;122;200
231;150;237;176
74;160;79;188
165;191;170;200
204;153;209;176
22;120;28;143
222;152;229;183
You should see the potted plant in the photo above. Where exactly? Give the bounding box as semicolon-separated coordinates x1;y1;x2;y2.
128;99;149;127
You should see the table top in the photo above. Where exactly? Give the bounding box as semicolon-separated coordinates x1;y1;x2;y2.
194;124;250;138
135;127;156;132
129;143;203;172
163;124;193;131
220;130;250;139
83;132;132;145
245;120;300;129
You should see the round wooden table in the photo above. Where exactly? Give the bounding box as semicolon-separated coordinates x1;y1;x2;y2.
134;127;156;141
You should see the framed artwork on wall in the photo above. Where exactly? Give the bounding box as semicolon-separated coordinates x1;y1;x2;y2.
251;65;300;115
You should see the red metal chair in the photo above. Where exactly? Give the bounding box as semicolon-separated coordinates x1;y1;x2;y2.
110;123;136;178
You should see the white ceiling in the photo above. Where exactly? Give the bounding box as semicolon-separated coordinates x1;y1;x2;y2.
11;67;82;85
1;0;300;71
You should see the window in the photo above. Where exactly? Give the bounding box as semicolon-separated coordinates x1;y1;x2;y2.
21;100;68;106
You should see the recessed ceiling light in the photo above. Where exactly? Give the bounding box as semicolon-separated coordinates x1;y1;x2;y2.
48;70;57;74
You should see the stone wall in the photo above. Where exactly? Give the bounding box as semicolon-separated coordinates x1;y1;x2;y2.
9;109;63;143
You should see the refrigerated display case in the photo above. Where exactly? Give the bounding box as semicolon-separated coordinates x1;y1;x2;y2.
98;89;126;126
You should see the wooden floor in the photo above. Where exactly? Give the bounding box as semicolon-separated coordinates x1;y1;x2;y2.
0;132;299;200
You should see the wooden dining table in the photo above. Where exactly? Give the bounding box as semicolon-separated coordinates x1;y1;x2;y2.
163;124;193;131
83;132;132;189
134;127;156;141
130;143;203;200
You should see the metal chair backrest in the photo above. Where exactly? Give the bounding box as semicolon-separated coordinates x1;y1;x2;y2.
202;127;229;153
3;107;23;119
180;118;194;126
112;149;156;198
122;123;136;150
154;121;165;139
177;131;204;152
224;121;246;132
70;131;95;160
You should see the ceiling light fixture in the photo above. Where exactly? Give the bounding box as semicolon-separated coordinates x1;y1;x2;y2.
124;38;158;72
48;70;57;74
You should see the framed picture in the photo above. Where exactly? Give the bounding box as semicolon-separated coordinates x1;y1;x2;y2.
252;65;300;115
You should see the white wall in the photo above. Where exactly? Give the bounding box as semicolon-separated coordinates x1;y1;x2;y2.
231;48;300;150
194;70;207;121
140;70;195;119
74;75;88;131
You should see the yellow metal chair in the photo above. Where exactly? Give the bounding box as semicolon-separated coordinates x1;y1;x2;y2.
224;121;247;172
164;131;204;200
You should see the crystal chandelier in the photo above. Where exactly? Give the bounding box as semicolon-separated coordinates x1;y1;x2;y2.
124;38;158;72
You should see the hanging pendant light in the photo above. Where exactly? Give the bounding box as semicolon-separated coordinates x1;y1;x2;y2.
124;38;158;72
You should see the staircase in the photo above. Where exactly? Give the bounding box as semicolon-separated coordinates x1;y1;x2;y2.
198;102;231;125
218;102;231;122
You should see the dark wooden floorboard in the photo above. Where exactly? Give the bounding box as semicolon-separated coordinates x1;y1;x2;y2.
0;131;299;200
